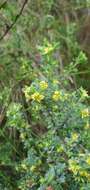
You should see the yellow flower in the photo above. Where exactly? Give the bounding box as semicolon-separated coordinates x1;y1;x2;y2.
31;92;44;102
79;171;88;177
40;81;48;90
81;108;89;118
71;132;78;141
86;157;90;165
79;171;90;180
44;44;53;54
44;47;50;54
52;91;61;101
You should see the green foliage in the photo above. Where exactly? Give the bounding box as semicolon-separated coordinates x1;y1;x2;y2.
0;0;90;189
0;40;90;189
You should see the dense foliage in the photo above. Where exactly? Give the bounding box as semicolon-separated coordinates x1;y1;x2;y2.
0;0;90;189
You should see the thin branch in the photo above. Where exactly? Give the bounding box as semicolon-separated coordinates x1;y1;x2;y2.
0;0;28;41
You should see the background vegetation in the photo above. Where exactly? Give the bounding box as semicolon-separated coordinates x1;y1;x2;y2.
0;0;90;189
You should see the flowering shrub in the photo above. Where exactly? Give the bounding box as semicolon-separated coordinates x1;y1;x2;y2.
19;41;90;189
16;74;90;190
0;38;90;190
0;0;90;189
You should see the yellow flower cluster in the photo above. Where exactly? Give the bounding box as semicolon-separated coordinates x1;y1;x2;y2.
69;160;80;175
31;92;44;102
81;108;89;118
52;91;61;101
79;171;90;179
69;158;90;180
39;81;48;90
23;84;73;104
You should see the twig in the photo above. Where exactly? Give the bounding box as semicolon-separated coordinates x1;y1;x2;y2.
0;0;28;41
